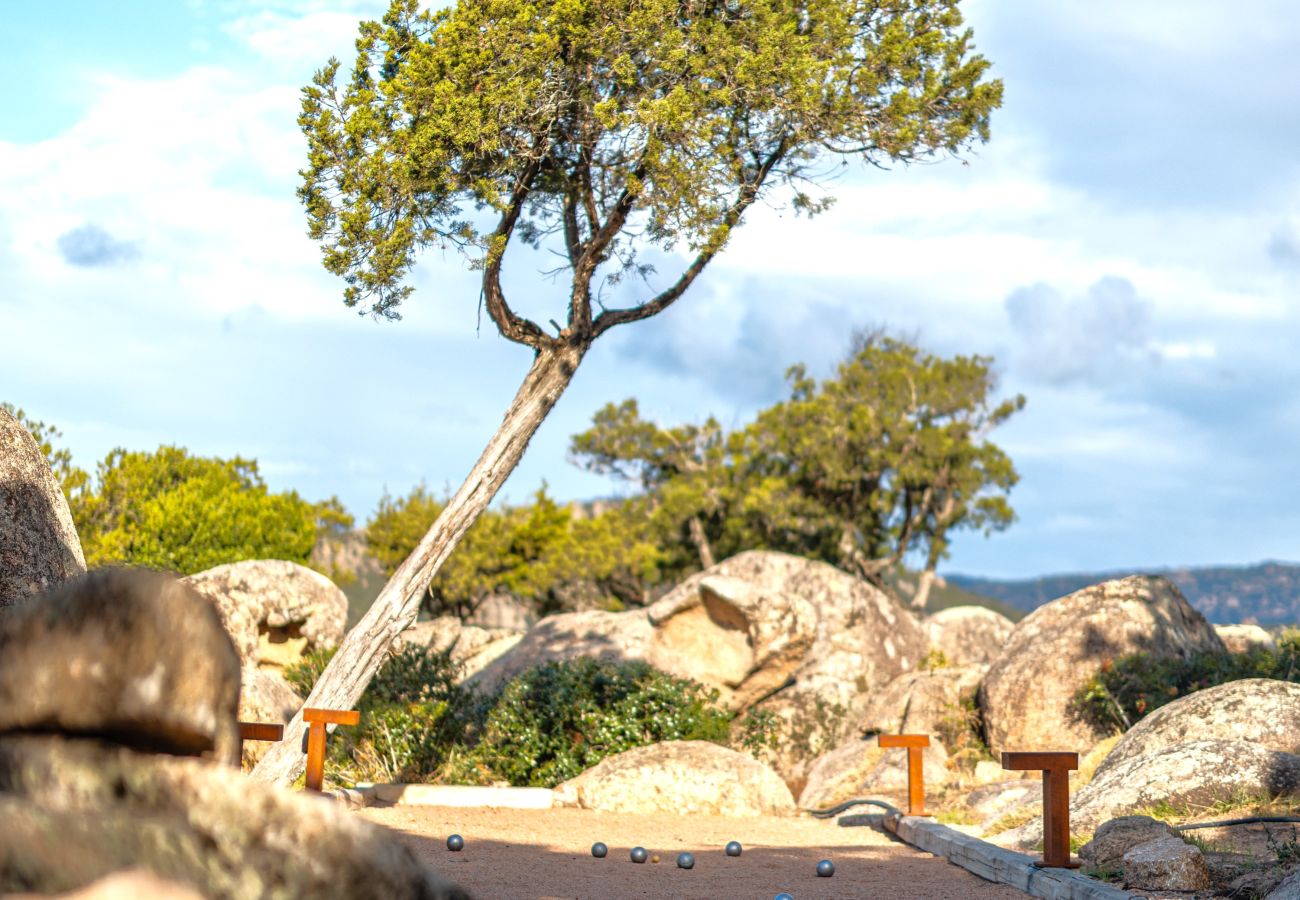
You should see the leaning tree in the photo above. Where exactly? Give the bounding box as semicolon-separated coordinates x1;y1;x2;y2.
252;0;1002;784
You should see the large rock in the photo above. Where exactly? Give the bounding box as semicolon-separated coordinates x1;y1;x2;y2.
1121;836;1210;892
401;617;525;683
645;551;928;788
0;568;241;764
1096;679;1300;779
646;553;926;710
979;575;1225;757
236;668;301;769
0;734;470;899
1071;739;1300;836
465;609;653;694
0;406;86;609
184;559;348;669
925;606;1014;666
554;740;795;816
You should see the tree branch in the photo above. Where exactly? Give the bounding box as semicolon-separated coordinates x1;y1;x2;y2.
483;153;552;350
592;139;788;338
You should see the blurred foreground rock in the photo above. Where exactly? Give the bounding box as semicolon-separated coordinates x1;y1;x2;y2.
0;568;241;763
0;567;470;899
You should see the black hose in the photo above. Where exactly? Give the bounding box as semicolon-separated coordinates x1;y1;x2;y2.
806;798;901;819
1174;816;1300;831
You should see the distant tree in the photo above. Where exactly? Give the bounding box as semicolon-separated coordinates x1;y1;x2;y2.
569;400;725;568
571;333;1025;608
367;483;661;618
255;0;1002;785
72;445;353;576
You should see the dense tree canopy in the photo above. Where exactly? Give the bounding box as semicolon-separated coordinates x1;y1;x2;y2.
301;0;1001;330
71;447;354;576
4;407;355;578
571;333;1025;605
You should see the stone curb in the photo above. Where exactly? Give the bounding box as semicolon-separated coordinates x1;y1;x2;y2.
856;810;1138;900
329;784;557;809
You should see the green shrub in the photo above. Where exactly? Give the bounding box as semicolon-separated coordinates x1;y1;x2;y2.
444;657;733;787
285;650;757;789
1074;629;1300;732
284;644;475;785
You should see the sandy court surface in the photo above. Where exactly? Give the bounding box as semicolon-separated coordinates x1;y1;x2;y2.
360;805;1031;899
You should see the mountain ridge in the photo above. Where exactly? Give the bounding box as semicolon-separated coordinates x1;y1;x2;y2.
947;560;1300;626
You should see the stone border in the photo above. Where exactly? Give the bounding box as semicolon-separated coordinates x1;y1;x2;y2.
854;809;1137;900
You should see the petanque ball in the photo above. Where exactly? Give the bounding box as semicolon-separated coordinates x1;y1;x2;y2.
676;852;695;870
651;855;660;864
816;859;835;877
775;894;795;900
446;834;464;852
725;841;742;857
591;842;608;858
630;846;648;864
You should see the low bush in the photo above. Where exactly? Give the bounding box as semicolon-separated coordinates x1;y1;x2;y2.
442;657;734;787
284;644;475;785
285;649;768;788
1073;628;1300;732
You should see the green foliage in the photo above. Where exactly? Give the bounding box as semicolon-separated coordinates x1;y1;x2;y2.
2;403;89;498
445;658;733;787
288;649;751;789
286;644;474;785
301;0;1001;322
570;332;1024;588
70;445;351;576
366;483;662;618
1074;630;1300;732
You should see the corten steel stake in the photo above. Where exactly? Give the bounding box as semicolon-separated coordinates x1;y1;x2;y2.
302;707;360;792
1001;751;1080;868
878;734;932;816
236;721;285;761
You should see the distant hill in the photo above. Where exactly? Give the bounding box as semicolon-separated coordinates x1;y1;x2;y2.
946;561;1300;626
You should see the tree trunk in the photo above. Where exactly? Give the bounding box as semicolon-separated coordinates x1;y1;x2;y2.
910;566;937;612
250;342;586;786
687;515;715;569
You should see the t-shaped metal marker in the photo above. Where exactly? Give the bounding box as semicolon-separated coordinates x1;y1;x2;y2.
1001;751;1080;868
878;734;932;816
302;707;361;792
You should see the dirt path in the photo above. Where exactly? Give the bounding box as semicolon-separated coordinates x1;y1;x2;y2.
360;805;1032;899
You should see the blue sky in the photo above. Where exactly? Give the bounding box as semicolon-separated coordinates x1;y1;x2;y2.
3;0;1299;580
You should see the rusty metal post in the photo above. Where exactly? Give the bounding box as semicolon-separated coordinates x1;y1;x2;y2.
302;708;360;792
878;734;931;816
1001;751;1080;868
236;721;285;761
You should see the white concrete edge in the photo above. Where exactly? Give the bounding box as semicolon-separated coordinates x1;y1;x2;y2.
857;811;1138;900
332;783;559;809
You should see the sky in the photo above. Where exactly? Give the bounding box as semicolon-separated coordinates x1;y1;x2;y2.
2;0;1299;580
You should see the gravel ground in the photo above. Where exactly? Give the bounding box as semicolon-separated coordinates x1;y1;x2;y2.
360;804;1033;899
